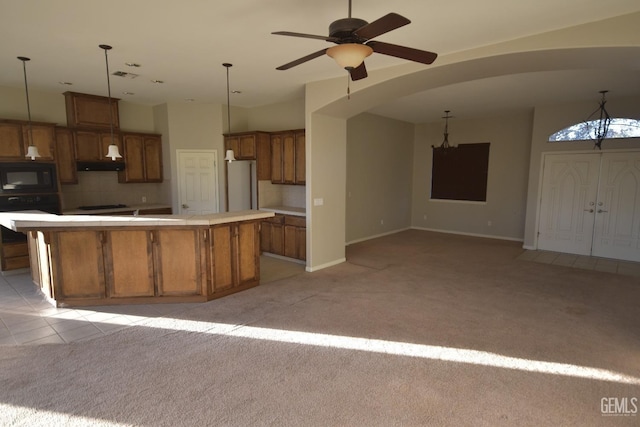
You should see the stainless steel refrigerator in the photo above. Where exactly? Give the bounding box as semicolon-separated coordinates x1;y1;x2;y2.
227;160;257;211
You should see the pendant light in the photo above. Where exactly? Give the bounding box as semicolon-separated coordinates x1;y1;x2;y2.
99;44;122;161
223;62;236;163
18;56;41;160
585;90;612;150
432;110;456;149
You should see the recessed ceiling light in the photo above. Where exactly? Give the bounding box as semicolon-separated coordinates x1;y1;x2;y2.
185;98;195;102
125;62;141;67
231;90;242;94
122;91;135;95
58;81;73;85
151;79;164;84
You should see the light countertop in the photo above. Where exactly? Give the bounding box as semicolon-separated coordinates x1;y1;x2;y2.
0;210;275;232
260;206;306;217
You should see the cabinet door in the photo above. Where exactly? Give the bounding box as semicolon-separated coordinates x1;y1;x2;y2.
22;124;55;160
52;231;106;299
55;127;78;184
282;133;296;184
144;136;163;182
0;122;24;159
64;91;120;129
211;224;234;292
294;130;306;185
256;133;271;180
237;221;259;285
153;229;204;296
238;134;256;159
260;221;272;253
284;225;298;259
270;222;284;255
74;130;101;161
271;134;284;183
296;227;306;261
120;134;145;182
104;230;155;297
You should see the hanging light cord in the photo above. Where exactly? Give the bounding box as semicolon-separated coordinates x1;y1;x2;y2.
100;45;116;147
18;57;34;148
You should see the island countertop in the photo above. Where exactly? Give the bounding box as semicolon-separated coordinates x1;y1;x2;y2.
0;209;275;232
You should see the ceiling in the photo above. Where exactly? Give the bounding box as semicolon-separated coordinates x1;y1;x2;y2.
1;0;639;124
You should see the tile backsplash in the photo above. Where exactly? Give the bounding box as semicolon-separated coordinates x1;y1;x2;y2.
259;180;305;209
60;171;166;210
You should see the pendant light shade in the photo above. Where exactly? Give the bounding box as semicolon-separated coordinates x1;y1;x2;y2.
224;149;236;162
100;44;122;161
18;56;41;160
326;44;373;70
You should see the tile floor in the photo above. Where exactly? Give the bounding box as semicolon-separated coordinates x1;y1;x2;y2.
517;249;640;277
0;255;305;346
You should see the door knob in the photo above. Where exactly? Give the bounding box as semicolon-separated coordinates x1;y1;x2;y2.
182;204;189;209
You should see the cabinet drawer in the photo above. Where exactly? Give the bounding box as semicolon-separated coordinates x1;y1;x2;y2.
3;255;29;270
284;215;306;227
3;242;29;258
264;214;285;224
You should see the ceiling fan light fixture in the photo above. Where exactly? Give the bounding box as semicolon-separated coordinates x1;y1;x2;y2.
327;43;373;70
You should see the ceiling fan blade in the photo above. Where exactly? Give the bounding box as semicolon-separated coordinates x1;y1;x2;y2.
367;41;438;64
349;62;368;81
353;13;410;40
276;48;329;70
272;31;339;43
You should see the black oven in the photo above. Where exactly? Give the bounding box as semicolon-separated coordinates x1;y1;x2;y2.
0;194;61;243
0;162;58;194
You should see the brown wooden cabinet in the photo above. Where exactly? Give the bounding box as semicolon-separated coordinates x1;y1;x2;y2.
104;229;155;298
55;127;77;184
0;120;56;161
271;129;305;185
261;214;305;261
118;133;163;183
209;220;260;295
153;229;205;296
64;91;119;130
74;129;123;162
0;241;30;271
284;215;306;260
224;131;271;180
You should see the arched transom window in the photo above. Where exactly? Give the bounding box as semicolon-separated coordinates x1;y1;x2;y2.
549;118;640;142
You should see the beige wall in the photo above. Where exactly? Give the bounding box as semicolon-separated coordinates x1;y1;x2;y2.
346;113;414;243
412;111;533;241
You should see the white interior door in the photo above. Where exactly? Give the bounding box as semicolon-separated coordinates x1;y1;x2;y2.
592;152;640;261
177;150;219;215
537;153;601;255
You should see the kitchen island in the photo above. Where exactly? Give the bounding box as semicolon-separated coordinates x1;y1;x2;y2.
0;210;274;307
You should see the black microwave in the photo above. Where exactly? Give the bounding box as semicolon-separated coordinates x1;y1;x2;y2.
0;162;58;194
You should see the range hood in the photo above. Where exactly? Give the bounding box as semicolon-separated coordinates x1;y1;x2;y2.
76;161;125;172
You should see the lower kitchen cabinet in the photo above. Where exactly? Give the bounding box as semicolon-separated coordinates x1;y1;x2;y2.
29;219;262;306
262;214;306;261
209;221;260;295
0;241;30;271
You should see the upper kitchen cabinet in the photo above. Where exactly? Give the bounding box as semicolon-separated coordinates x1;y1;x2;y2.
64;91;119;130
0;120;56;161
118;133;163;183
271;129;305;185
224;131;271;180
74;129;123;162
55;127;77;184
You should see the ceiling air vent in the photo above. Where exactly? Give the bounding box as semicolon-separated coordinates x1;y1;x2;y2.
112;71;139;79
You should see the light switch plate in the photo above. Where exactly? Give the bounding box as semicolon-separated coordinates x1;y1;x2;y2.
313;198;324;206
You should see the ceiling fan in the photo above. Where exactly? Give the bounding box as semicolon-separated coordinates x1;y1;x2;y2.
272;0;438;81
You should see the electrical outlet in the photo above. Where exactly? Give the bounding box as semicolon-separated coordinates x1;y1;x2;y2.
142;196;147;203
423;214;427;220
487;220;492;226
380;219;384;225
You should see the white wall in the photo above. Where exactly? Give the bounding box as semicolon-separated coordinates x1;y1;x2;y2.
346;113;414;243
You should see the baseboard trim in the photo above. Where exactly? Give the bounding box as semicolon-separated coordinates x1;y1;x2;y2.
410;226;524;243
306;257;346;272
346;227;412;246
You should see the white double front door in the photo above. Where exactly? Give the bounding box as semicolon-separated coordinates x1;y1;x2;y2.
537;151;640;262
